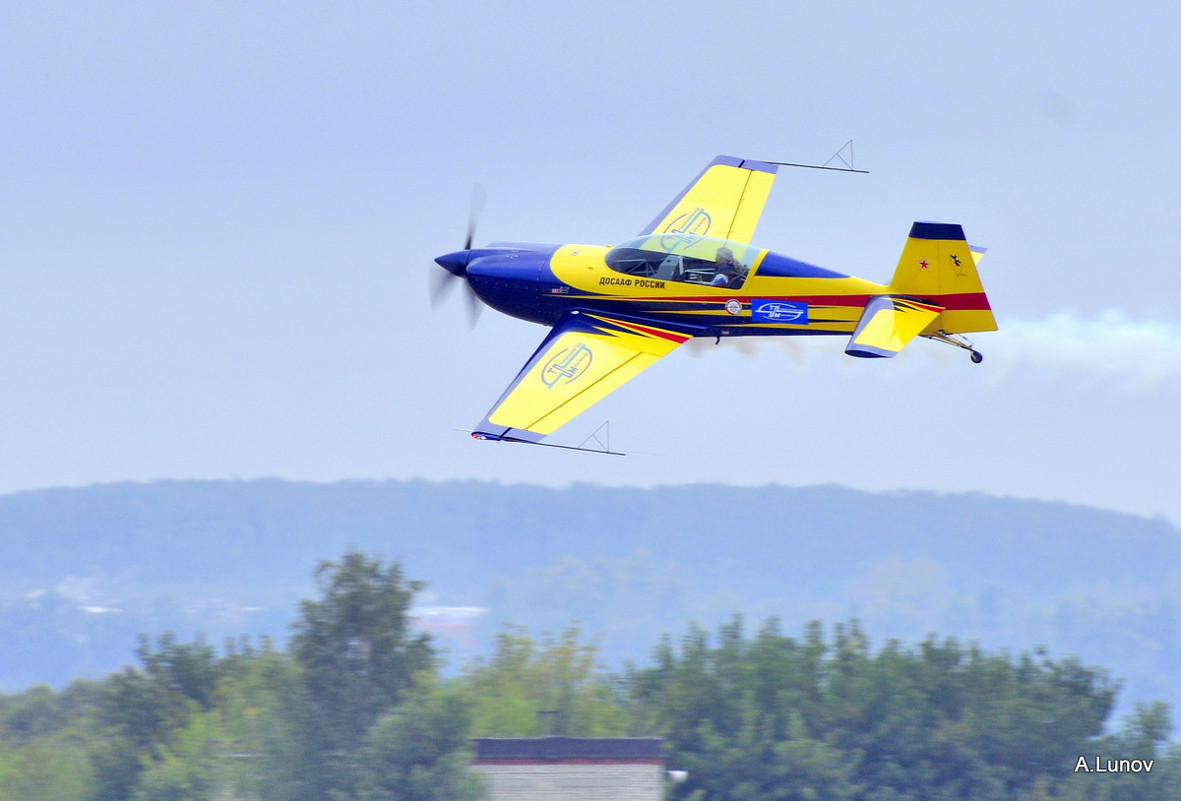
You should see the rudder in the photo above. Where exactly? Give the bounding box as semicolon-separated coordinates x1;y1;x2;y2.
887;221;996;334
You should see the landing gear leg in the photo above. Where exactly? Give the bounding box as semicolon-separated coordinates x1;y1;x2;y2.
926;331;984;364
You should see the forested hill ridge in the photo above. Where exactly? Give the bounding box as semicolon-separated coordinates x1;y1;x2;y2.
1;479;1178;717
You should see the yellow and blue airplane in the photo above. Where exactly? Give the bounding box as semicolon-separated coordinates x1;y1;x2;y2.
435;156;996;450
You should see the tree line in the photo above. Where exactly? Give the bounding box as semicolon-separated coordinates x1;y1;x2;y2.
1;550;1178;800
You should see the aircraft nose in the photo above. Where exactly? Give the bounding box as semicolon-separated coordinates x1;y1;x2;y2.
465;252;543;284
434;250;470;277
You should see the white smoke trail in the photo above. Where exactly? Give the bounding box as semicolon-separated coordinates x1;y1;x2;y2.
684;310;1181;391
988;310;1181;390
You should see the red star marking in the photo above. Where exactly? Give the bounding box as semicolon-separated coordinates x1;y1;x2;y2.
918;259;929;270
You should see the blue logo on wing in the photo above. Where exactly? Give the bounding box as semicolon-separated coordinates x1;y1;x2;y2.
541;344;593;388
752;300;808;324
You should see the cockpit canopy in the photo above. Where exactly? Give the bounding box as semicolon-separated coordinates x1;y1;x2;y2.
605;234;758;290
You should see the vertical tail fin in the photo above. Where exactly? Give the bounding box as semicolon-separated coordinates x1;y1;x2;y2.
888;222;996;334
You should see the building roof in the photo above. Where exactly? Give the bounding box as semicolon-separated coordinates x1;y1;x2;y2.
473;736;665;762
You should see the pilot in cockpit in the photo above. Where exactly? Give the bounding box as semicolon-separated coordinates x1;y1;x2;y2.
709;246;742;288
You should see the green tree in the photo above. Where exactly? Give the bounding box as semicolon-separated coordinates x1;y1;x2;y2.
133;713;218;801
355;678;483;801
88;732;146;801
135;632;221;712
958;648;1115;794
463;624;627;737
1057;701;1178;801
0;685;67;740
209;638;291;800
252;652;324;801
0;732;92;801
634;618;1127;801
284;550;434;799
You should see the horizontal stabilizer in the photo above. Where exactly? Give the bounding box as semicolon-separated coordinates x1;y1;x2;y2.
846;296;943;358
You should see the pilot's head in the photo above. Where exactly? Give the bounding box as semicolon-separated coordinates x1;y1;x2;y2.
715;246;735;266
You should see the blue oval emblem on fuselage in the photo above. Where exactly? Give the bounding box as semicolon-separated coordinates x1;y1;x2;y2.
752;300;809;324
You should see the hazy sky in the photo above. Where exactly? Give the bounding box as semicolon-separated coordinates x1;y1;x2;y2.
3;3;1180;522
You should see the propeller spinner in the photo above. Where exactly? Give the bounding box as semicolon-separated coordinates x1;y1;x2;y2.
431;185;487;326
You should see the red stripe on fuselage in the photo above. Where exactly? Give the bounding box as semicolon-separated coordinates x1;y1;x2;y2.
641;292;991;311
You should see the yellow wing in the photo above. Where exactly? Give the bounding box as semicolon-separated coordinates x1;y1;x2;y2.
640;156;778;245
473;313;691;442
